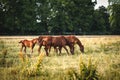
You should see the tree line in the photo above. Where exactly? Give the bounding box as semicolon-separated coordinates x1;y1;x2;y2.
0;0;120;35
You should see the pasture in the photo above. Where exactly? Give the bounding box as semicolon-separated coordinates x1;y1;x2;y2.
0;35;120;80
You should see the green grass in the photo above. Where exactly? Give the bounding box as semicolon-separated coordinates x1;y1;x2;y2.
0;36;120;80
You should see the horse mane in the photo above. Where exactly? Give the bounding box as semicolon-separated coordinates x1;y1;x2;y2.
66;35;84;53
74;36;84;53
75;36;83;46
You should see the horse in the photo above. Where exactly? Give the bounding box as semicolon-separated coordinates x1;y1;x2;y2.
38;36;52;56
64;35;84;53
19;38;38;53
51;36;70;55
38;36;74;56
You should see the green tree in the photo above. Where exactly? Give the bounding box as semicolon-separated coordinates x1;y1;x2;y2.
0;0;37;35
49;0;95;34
0;1;6;34
35;0;52;34
91;6;110;34
108;0;120;34
16;0;37;34
64;0;95;34
1;0;107;35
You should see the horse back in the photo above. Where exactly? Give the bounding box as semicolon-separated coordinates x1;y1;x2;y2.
52;36;67;46
38;36;52;46
65;35;78;43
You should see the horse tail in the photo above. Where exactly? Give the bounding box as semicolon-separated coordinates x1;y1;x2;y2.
19;40;23;43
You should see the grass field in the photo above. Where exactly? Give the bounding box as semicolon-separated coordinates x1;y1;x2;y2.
0;35;120;80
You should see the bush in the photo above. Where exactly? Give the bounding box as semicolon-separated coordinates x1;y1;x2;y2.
64;55;99;80
21;53;45;77
79;55;99;80
65;67;79;80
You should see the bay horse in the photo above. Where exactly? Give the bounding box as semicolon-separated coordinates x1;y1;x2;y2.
51;36;70;55
64;35;84;53
38;36;52;56
38;36;74;56
19;38;38;53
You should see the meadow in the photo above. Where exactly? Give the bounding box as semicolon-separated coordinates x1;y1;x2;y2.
0;35;120;80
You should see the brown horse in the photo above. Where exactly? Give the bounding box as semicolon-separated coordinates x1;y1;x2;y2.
64;35;84;53
19;38;38;53
51;36;70;55
38;36;74;56
38;36;52;56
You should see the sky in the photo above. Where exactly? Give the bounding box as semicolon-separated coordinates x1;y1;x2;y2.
95;0;109;9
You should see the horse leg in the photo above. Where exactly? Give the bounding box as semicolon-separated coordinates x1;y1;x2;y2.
48;46;51;53
31;47;33;53
38;45;42;54
70;46;74;55
24;47;26;53
32;49;33;53
58;47;62;55
44;46;49;56
31;44;35;53
20;45;23;52
54;46;58;53
63;46;69;55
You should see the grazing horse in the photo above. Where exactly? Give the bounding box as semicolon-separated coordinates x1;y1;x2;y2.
65;35;84;53
51;36;70;55
19;38;38;53
38;36;52;56
38;36;74;56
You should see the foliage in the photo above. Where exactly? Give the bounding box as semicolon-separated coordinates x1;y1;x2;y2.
79;55;99;80
1;0;116;35
108;0;120;34
64;55;99;80
64;67;79;80
0;36;120;80
92;6;110;34
21;52;44;77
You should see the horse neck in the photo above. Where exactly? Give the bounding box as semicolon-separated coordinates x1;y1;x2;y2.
76;38;83;48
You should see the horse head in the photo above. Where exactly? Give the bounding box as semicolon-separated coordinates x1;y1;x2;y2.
80;45;84;53
70;44;74;55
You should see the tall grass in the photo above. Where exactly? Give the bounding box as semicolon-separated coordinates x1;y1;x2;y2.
20;52;45;77
0;36;120;80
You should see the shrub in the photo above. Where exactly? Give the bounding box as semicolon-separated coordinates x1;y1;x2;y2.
79;55;99;80
65;67;79;80
64;55;99;80
21;53;45;77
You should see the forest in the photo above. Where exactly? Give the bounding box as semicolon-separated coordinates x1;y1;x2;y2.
0;0;120;35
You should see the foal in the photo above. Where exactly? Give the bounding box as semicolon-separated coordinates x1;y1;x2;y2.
19;38;38;53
